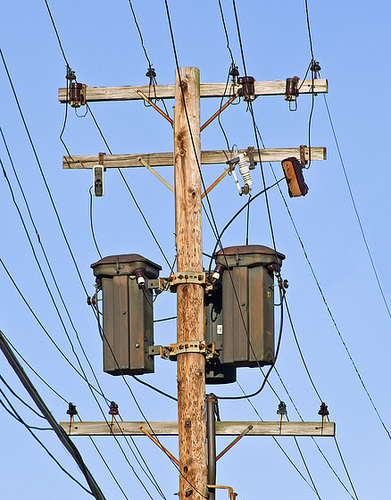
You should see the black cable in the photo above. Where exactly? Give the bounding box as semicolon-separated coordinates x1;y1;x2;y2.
164;0;275;395
217;0;236;67
0;152;110;404
231;4;279;255
132;376;177;402
11;14;168;497
253;117;391;442
232;0;248;76
0;375;46;419
126;0;152;67
43;0;70;68
245;193;251;244
304;0;315;61
163;0;221;246
0;334;69;403
89;186;103;259
0;258;161;499
154;316;176;323
208;179;284;268
284;296;361;498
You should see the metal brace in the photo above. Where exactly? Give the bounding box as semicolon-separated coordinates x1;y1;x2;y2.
207;485;238;500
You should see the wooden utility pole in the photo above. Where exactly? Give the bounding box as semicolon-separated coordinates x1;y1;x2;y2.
58;71;329;499
174;67;207;499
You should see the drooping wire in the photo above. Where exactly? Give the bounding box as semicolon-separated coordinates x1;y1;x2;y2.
126;0;152;67
89;186;103;259
323;95;391;321
6;18;167;499
231;3;279;254
245;193;251;244
217;0;236;67
0;375;46;419
0;333;69;403
0;332;131;500
132;376;177;402
304;0;315;62
231;0;248;76
43;0;70;68
0;259;161;499
208;179;284;269
216;286;285;400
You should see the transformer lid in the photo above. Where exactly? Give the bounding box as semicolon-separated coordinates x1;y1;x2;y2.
214;245;285;268
91;254;162;278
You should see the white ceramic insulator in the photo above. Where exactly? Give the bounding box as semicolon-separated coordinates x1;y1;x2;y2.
238;153;253;186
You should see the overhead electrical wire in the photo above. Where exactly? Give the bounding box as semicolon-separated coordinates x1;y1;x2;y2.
36;13;171;495
0;335;130;500
126;0;171;119
231;1;278;254
271;367;358;499
89;186;103;259
0;256;161;498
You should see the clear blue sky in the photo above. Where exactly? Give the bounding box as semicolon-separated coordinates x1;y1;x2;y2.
1;1;390;499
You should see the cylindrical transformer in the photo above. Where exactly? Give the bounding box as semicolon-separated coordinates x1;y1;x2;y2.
91;254;161;376
205;245;285;382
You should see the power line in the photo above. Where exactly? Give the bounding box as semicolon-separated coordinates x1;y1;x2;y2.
217;0;236;67
0;256;163;498
253;119;391;442
0;129;110;405
235;381;321;496
0;390;93;495
0;48;89;297
0;331;106;498
323;95;391;321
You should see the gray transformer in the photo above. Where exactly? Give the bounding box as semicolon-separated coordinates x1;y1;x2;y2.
205;245;285;384
91;254;161;376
